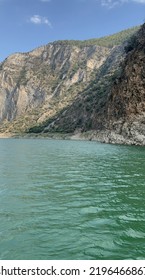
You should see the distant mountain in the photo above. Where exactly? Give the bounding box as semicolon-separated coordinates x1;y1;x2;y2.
1;25;144;145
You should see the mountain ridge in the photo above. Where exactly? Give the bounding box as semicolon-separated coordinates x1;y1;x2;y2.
0;24;144;145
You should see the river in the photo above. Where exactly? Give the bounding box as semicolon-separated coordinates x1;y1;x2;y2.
0;139;145;259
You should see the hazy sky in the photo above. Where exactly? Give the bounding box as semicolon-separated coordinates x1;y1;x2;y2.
0;0;145;61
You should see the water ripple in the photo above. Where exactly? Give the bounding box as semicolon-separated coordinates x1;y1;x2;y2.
0;139;145;259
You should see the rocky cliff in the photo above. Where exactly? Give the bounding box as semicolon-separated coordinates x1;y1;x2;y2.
0;42;110;132
0;25;143;145
30;24;145;145
106;24;145;145
47;23;145;145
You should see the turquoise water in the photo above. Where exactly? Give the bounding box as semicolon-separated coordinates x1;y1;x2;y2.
0;138;145;260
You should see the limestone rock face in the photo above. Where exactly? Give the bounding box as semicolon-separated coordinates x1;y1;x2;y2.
0;25;142;145
106;23;145;144
0;42;110;132
35;24;145;145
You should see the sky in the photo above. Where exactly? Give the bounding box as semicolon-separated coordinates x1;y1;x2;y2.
0;0;145;61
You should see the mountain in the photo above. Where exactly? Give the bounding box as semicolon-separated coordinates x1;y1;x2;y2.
106;24;145;145
0;25;143;145
0;40;111;132
42;24;145;145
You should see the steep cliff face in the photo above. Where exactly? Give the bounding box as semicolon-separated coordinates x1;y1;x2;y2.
32;24;145;145
105;24;145;144
0;25;141;144
0;42;110;132
40;43;125;134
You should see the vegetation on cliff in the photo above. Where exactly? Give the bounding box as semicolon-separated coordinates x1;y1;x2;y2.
54;26;139;48
1;24;145;145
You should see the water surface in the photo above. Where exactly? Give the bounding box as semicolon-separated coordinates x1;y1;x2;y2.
0;139;145;259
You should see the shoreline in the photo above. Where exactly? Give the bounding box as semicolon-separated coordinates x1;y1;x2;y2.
0;130;144;146
0;133;15;138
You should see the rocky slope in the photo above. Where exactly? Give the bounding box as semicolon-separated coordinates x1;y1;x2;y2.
106;24;145;145
0;26;138;135
0;42;110;133
42;23;145;145
1;25;145;146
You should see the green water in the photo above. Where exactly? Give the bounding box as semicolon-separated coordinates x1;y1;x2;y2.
0;138;145;260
